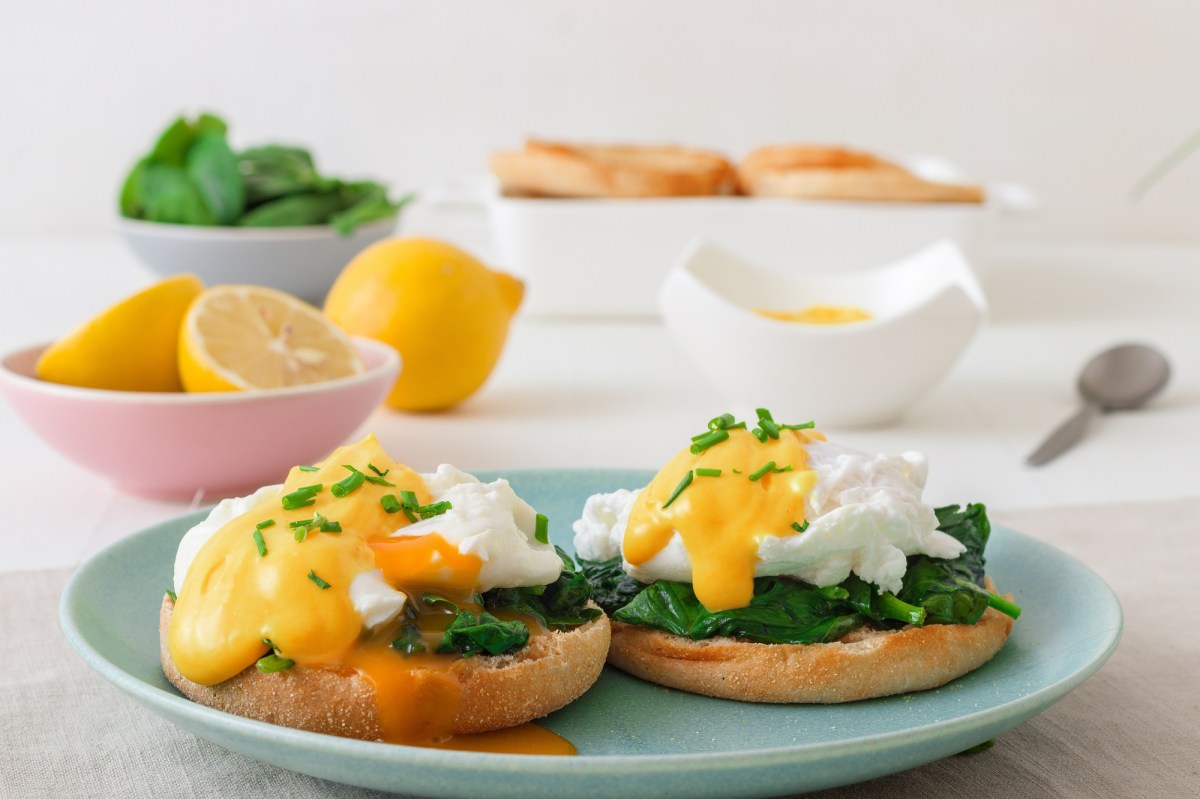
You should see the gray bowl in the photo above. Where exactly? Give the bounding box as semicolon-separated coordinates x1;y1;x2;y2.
118;216;398;304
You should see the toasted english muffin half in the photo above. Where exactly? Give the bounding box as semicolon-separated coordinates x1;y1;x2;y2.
738;144;985;204
159;598;611;739
490;139;738;198
606;581;1013;703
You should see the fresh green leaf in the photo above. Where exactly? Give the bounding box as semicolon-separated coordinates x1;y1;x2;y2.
390;624;426;657
436;608;529;657
119;157;149;217
140;163;216;225
328;187;410;236
897;504;996;625
483;546;602;630
193;113;228;137
149;116;196;167
578;556;647;616
238;145;327;205
187;131;245;224
614;577;865;644
841;575;926;627
235;190;347;227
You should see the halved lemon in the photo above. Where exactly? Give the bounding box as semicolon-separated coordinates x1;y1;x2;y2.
179;284;363;392
36;274;204;392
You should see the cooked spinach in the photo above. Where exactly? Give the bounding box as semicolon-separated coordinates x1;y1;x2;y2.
483;547;604;630
436;607;530;657
119;112;409;234
581;503;1020;643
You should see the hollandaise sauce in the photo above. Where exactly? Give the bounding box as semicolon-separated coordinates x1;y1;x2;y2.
169;436;574;755
754;304;872;325
624;419;824;612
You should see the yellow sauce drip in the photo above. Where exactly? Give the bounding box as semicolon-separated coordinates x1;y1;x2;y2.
754;305;872;325
624;427;823;611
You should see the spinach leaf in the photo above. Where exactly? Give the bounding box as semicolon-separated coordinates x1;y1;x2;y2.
437;609;529;657
235;190;348;227
390;623;426;657
578;556;649;615
148;113;227;167
119;157;149;218
483;547;603;630
896;504;1018;624
187;131;245;224
140;162;215;225
238;145;328;205
614;577;865;644
328;182;410;236
841;575;927;627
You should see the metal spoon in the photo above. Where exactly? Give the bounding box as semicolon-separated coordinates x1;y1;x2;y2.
1026;343;1170;466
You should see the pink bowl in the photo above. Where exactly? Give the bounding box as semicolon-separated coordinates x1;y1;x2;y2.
0;337;399;499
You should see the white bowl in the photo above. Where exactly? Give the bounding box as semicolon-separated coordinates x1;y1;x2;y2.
658;240;987;428
119;216;398;304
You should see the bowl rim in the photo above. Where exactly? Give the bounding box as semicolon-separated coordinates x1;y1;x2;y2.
116;214;398;241
0;336;399;405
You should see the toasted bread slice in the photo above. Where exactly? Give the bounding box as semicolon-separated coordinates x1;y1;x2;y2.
739;144;985;204
160;597;611;739
606;581;1013;703
490;139;738;198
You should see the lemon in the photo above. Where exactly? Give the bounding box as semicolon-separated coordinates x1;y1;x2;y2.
323;237;523;411
179;284;363;392
36;274;204;391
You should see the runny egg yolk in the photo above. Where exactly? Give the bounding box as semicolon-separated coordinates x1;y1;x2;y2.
624;427;824;611
168;435;573;755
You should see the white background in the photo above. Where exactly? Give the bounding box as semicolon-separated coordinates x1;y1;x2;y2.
2;0;1199;241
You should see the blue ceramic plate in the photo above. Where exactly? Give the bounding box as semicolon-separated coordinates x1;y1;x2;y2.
61;469;1121;798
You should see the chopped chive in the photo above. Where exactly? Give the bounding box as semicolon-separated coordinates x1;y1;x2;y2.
689;428;729;454
399;490;419;508
690;431;710;442
756;408;775;422
402;507;418;523
364;474;395;487
256;653;294;673
725;421;747;430
780;420;816;430
294;526;308;542
307;570;331;589
534;513;549;545
255;518;275;530
732;468;743;474
298;484;323;493
165;589;177;602
749;461;777;481
298;465;320;472
281;488;318;510
792;520;810;533
262;638;277;650
417;500;453;520
751;427;767;442
331;468;365;498
368;463;389;477
774;464;794;473
320;521;342;533
708;413;736;430
380;494;402;514
760;418;780;439
662;470;694;509
696;467;722;477
253;529;268;556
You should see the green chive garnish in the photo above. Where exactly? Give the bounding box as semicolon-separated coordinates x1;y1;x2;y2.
253;529;268;556
417;500;453;519
751;427;768;442
165;589;177;602
696;468;722;477
320;521;342;533
256;653;294;673
380;494;402;514
298;465;319;472
690;429;729;454
708;413;736;430
331;467;365;498
732;468;743;474
725;421;747;430
368;463;389;477
756;408;774;421
792;520;810;533
760;418;780;439
690;431;711;442
749;461;776;481
535;513;549;545
256;519;275;530
308;570;331;589
662;470;694;509
399;490;419;508
364;474;395;487
774;464;794;473
780;420;816;430
281;488;318;510
299;484;323;493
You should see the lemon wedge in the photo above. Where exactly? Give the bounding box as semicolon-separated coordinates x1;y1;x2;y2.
179;284;363;392
36;274;204;391
324;237;523;411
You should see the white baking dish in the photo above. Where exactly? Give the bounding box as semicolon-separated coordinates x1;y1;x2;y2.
433;161;1033;318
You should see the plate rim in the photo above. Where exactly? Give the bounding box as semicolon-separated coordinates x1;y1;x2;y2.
59;468;1124;782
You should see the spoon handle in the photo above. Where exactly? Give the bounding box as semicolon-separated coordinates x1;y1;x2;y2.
1026;401;1101;466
